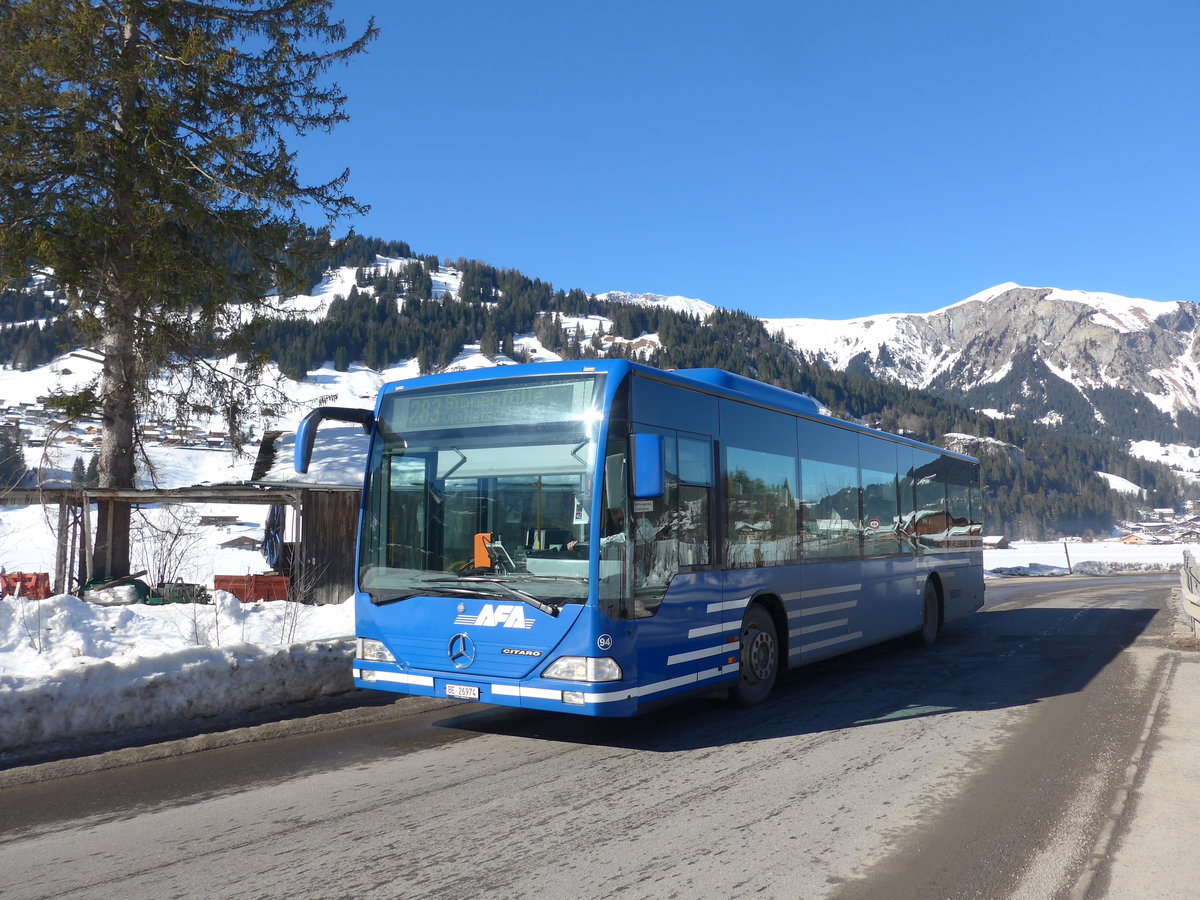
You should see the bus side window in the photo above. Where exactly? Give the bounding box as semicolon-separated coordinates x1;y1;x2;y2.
912;448;949;550
632;432;679;615
722;402;799;568
798;420;860;561
677;434;712;568
628;430;713;616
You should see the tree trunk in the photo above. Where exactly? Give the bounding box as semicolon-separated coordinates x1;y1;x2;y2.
92;5;140;582
92;312;137;580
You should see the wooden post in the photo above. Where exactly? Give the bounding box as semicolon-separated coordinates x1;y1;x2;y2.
1063;541;1073;575
79;497;93;588
54;501;68;595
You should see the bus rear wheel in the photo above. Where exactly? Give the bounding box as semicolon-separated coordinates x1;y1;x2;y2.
731;603;778;707
916;580;941;647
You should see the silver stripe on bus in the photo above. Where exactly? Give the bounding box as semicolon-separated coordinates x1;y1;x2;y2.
706;596;752;614
667;644;734;666
353;668;435;687
789;618;848;639
798;599;858;617
802;584;860;599
793;631;864;656
688;622;739;639
582;665;735;702
491;685;563;701
436;664;741;707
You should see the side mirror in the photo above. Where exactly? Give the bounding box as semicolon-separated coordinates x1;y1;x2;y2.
631;432;665;499
295;406;375;474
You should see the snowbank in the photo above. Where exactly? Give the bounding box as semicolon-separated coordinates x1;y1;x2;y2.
1;593;354;751
984;541;1184;577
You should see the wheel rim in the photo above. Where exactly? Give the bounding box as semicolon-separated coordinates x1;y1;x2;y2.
744;626;777;684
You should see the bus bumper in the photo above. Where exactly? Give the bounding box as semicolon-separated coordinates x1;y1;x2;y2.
353;661;641;717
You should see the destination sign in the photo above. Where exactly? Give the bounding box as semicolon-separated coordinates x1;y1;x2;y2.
390;377;599;432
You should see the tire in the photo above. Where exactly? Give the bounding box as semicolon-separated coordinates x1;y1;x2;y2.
730;603;779;707
915;580;941;647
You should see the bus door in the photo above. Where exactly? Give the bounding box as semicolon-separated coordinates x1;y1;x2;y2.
627;427;724;699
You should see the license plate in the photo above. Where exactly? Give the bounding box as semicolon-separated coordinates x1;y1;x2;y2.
445;683;480;701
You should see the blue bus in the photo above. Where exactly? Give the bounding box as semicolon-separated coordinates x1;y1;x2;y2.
296;360;984;716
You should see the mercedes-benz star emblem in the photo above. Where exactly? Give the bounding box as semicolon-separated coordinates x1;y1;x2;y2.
447;633;476;669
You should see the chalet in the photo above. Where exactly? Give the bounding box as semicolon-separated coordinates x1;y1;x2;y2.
1122;533;1171;545
219;535;262;551
199;514;240;527
732;521;772;541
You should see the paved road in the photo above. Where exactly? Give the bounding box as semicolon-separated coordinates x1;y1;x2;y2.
0;575;1188;899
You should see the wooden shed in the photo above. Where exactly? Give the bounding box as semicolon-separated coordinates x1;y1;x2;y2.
250;425;370;606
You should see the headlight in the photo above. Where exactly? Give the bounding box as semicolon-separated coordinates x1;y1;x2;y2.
358;638;395;663
542;656;622;682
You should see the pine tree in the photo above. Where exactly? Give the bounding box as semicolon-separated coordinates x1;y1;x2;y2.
85;453;100;486
0;429;23;488
480;322;499;360
0;1;376;578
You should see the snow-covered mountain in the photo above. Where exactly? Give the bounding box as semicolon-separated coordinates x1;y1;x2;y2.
594;290;718;319
184;265;1200;441
768;283;1200;435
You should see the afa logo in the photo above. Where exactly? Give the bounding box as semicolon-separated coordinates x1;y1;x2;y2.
454;603;533;629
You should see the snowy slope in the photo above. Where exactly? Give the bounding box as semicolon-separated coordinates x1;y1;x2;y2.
266;255;463;322
595;290;717;319
770;283;1200;433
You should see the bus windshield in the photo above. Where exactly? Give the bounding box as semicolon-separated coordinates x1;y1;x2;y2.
359;374;606;607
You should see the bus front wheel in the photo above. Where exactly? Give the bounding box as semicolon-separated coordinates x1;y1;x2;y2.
731;603;778;707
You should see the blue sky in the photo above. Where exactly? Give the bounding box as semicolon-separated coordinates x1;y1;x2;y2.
297;1;1200;320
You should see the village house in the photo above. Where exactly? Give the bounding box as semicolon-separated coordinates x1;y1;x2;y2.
219;535;262;551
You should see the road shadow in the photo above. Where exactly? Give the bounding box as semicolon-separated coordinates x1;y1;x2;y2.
432;604;1162;753
0;689;404;772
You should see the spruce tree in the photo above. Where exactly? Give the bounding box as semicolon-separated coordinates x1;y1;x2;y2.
0;1;376;577
0;429;23;488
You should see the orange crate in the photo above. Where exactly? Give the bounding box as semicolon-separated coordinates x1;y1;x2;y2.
1;573;52;601
213;574;290;602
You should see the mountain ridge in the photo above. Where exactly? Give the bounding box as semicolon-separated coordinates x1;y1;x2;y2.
760;282;1200;442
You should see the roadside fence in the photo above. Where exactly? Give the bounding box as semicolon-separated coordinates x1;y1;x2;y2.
1180;551;1200;637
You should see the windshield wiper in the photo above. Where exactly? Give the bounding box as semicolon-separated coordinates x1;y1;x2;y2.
370;592;417;606
428;576;561;618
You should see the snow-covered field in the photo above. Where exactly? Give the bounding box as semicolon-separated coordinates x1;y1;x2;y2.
984;539;1187;577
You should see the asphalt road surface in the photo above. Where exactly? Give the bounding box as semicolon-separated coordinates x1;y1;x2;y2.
0;575;1185;899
